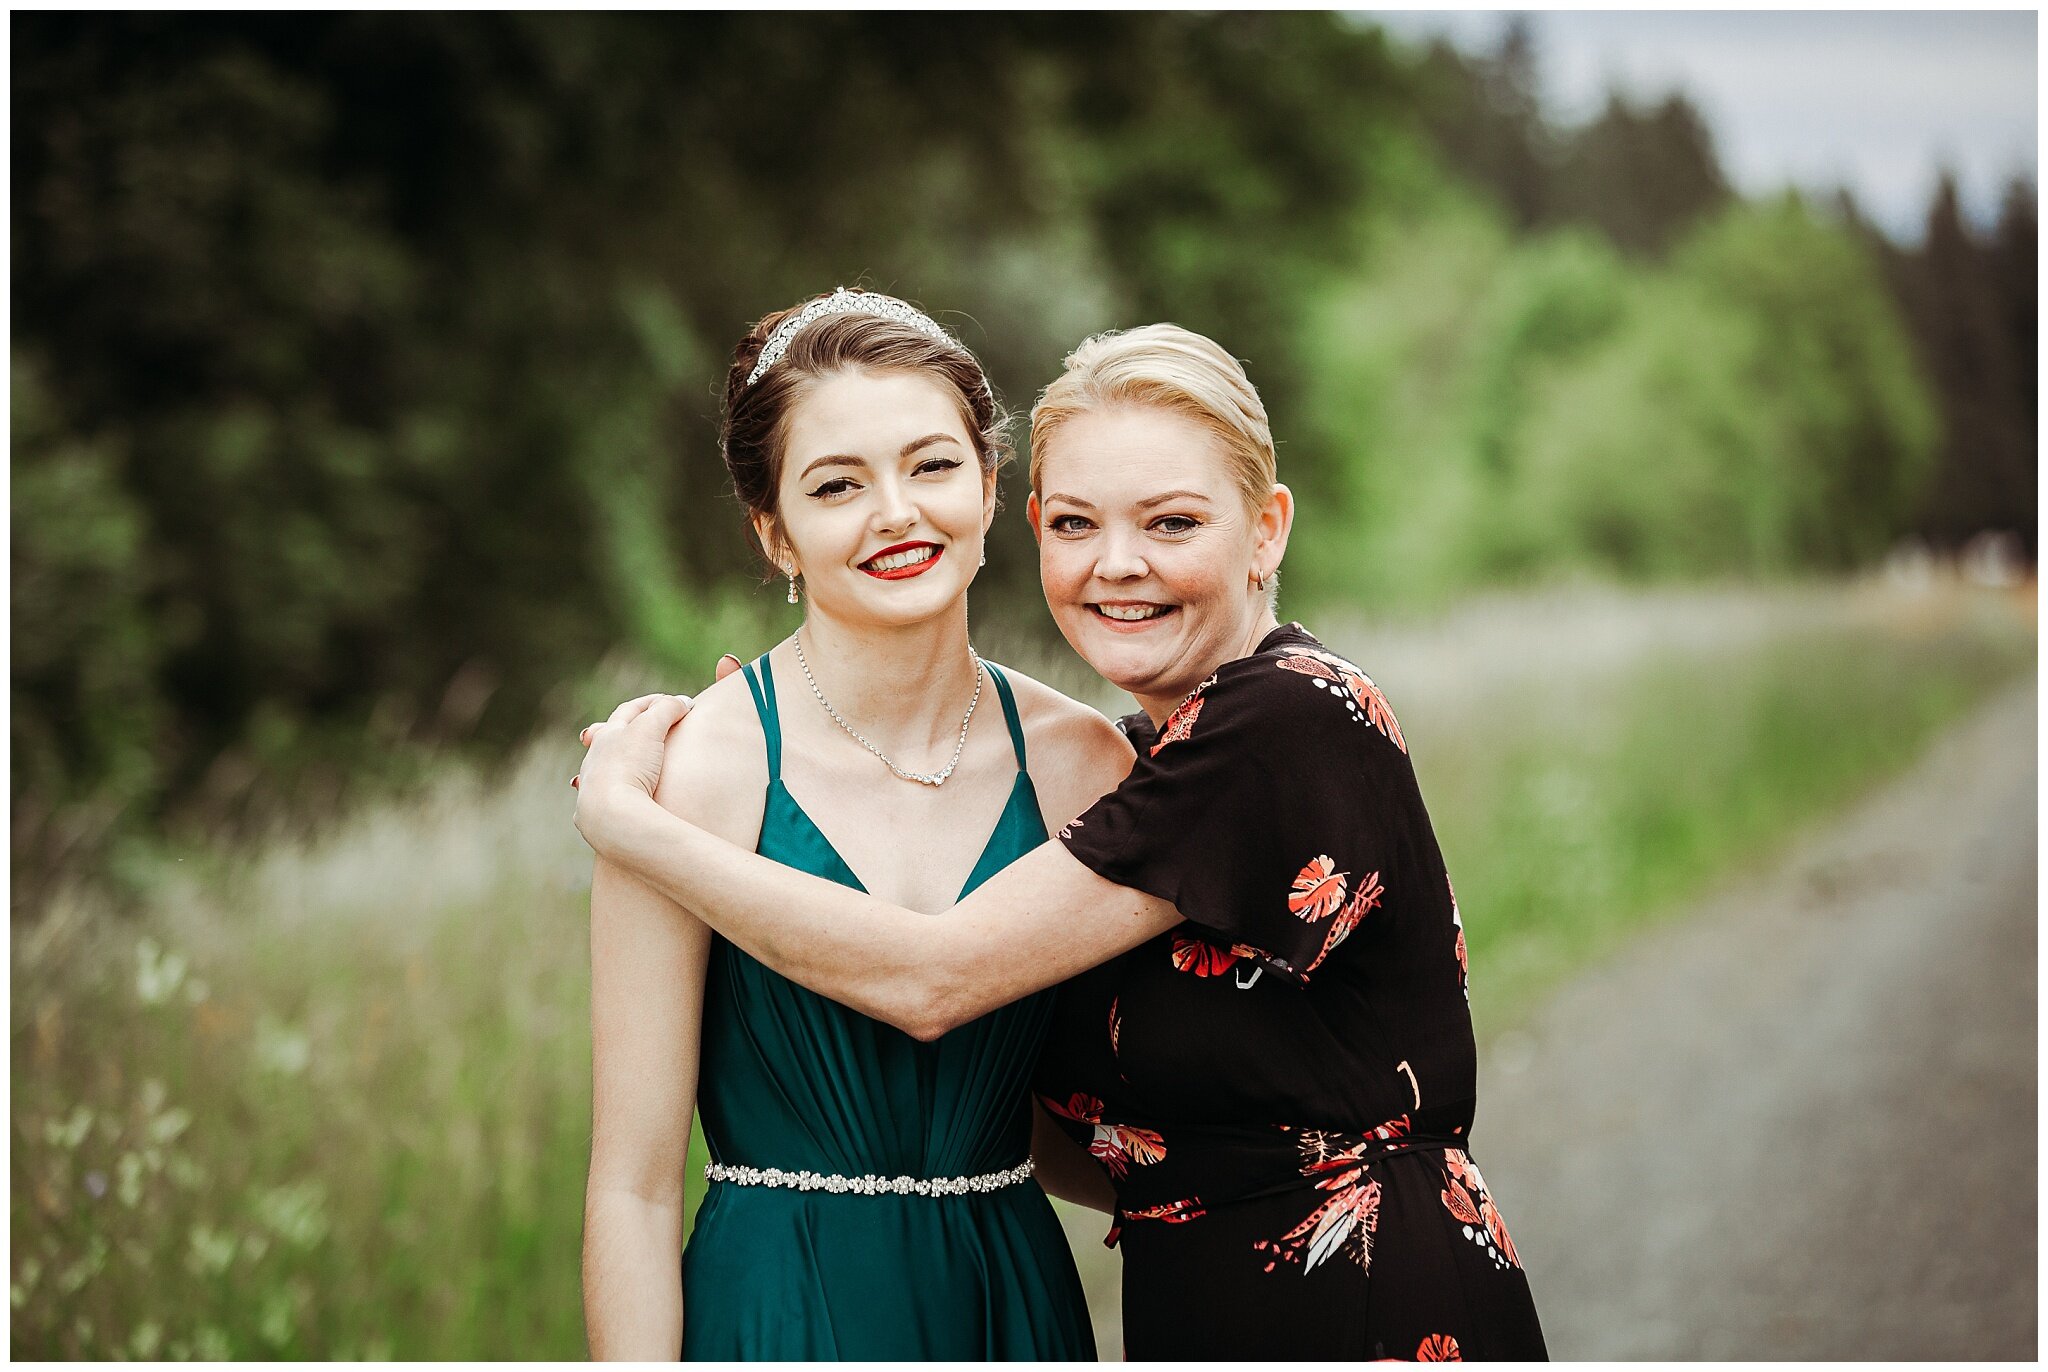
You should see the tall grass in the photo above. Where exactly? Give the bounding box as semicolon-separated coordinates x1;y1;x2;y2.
10;578;2030;1358
1408;593;2034;1021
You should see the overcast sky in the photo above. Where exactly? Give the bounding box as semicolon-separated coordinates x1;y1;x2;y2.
1367;9;2038;242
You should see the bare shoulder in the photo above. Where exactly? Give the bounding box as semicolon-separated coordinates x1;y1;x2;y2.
987;663;1135;830
650;669;769;849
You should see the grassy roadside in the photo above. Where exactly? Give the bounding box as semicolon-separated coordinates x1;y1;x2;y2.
10;580;2032;1359
1410;591;2035;1027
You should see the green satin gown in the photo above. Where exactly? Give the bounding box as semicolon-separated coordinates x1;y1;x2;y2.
678;654;1095;1360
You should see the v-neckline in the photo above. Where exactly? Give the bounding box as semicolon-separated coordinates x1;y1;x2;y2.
769;771;1038;908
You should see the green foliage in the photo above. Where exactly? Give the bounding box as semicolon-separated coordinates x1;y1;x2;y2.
13;358;167;867
1290;186;1937;605
1668;196;1940;563
10;13;1414;891
13;731;609;1358
1419;19;2031;560
8;14;1976;893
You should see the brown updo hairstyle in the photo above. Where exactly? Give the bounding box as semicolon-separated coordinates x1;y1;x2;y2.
720;290;1010;571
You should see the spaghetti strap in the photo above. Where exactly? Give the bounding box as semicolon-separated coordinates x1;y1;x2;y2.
740;655;783;781
983;663;1028;771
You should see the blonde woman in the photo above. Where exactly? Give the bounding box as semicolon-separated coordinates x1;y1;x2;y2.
579;325;1547;1360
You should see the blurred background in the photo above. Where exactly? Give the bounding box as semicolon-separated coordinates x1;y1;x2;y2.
11;11;2036;1360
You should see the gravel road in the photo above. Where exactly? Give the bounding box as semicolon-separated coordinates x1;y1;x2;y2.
1475;673;2038;1359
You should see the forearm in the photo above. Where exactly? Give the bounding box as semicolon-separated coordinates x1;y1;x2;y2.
1032;1100;1116;1213
589;791;1179;1037
584;837;709;1361
598;793;960;1036
582;1186;684;1359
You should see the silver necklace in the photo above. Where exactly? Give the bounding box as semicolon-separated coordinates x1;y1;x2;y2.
792;634;984;786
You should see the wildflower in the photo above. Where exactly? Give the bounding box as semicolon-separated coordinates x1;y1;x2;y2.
44;1105;93;1150
148;1108;191;1145
186;1224;237;1276
253;1017;311;1077
258;1290;294;1347
57;1237;107;1294
129;1321;162;1358
135;939;189;1005
116;1153;145;1207
254;1180;329;1249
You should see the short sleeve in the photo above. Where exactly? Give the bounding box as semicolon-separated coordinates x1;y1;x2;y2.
1059;639;1417;986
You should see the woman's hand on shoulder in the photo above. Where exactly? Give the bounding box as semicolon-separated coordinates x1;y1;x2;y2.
573;692;691;855
574;655;766;852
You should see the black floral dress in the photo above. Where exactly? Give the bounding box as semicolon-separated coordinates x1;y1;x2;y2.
1035;624;1547;1362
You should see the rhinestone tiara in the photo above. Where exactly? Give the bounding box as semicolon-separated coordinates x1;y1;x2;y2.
744;286;963;388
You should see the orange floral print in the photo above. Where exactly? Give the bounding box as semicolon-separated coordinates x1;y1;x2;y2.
1441;1148;1522;1271
1168;936;1267;977
1275;648;1408;753
1150;694;1204;756
1256;1115;1411;1275
1169;937;1235;976
1442;1179;1481;1224
1416;1333;1463;1360
1122;1195;1207;1224
1306;869;1383;973
1288;855;1349;922
1039;1092;1166;1178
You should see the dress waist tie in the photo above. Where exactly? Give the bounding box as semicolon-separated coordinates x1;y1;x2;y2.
1106;1121;1469;1248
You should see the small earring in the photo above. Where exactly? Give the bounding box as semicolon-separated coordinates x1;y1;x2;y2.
1252;569;1267;591
786;570;800;604
979;548;987;568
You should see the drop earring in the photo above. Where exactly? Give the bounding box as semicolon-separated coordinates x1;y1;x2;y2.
786;569;800;604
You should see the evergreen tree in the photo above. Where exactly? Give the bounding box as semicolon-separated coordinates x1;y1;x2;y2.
1990;179;2038;554
1888;173;2034;552
1412;18;1552;231
1551;91;1732;257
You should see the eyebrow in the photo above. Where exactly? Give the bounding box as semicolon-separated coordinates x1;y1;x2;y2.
799;433;962;481
1041;489;1214;511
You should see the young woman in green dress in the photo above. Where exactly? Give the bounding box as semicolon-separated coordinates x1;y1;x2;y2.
578;290;1133;1359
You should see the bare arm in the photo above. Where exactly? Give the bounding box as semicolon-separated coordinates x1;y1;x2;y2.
582;855;708;1359
577;697;1181;1042
582;686;764;1358
1031;1099;1116;1213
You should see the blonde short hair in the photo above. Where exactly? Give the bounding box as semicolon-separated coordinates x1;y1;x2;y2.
1028;324;1277;517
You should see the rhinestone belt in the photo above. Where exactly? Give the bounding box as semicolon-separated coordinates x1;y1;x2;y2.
704;1158;1034;1197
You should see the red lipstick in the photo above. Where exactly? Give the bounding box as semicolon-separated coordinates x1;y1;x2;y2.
860;541;943;580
